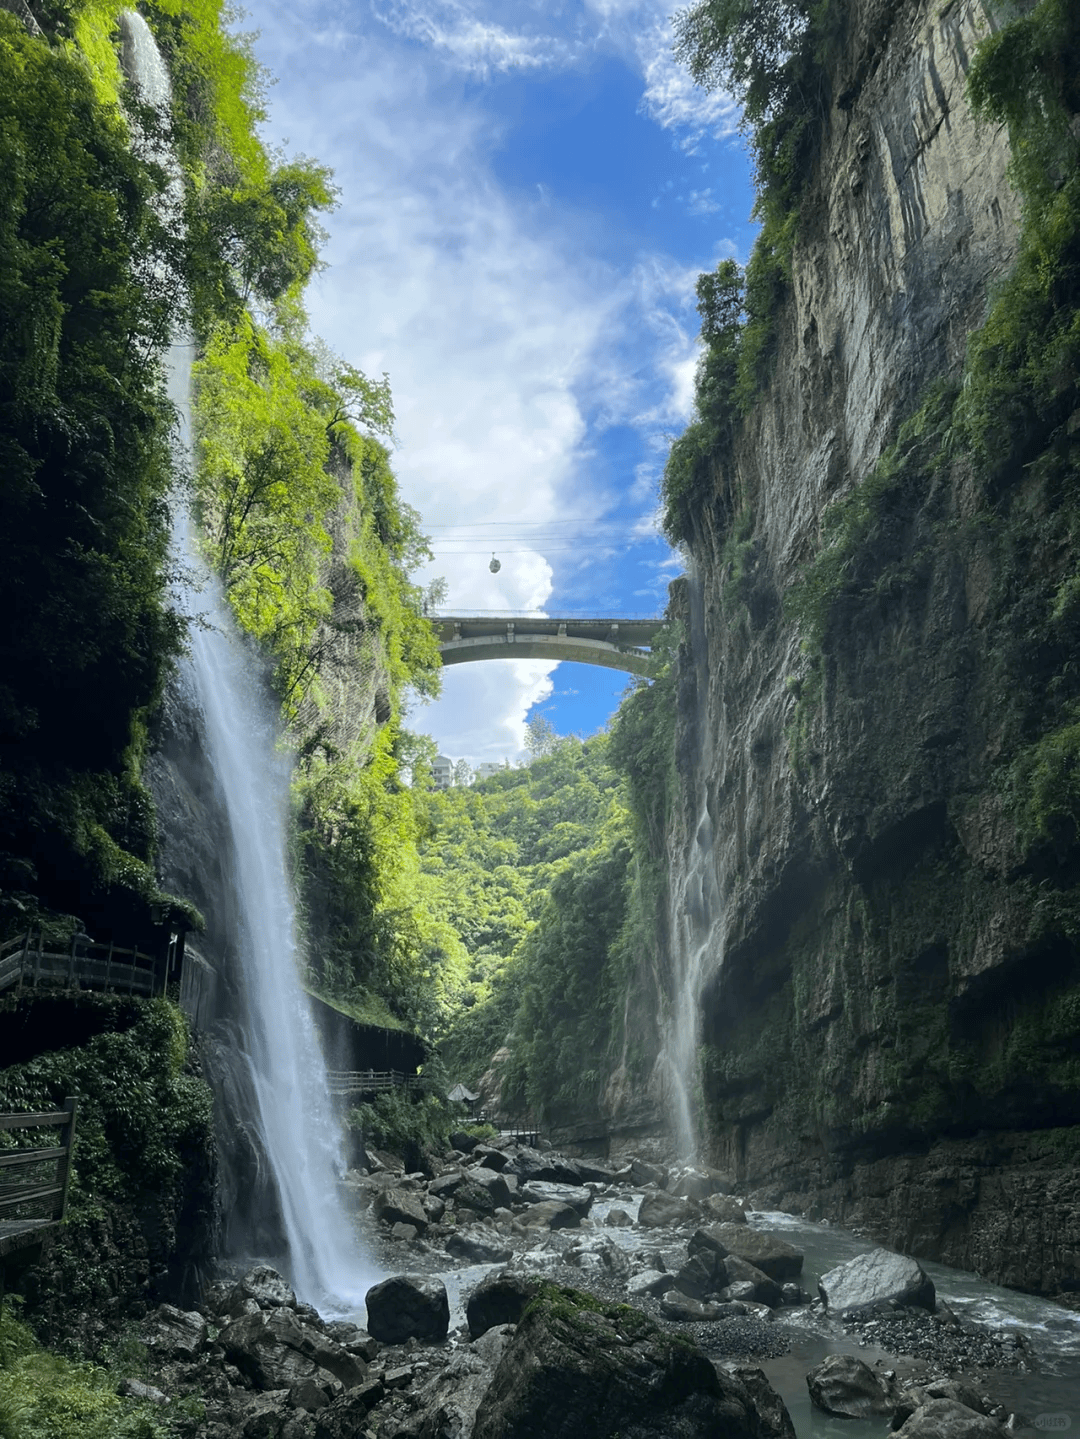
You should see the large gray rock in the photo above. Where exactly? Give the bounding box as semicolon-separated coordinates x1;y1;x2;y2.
627;1268;672;1298
313;1378;386;1439
708;1225;803;1282
455;1167;512;1214
506;1147;584;1185
630;1158;667;1188
518;1199;580;1230
819;1248;936;1315
638;1191;691;1227
446;1226;513;1263
669;1168;726;1201
466;1268;542;1338
702;1194;748;1224
659;1291;730;1323
365;1274;450;1344
221;1308;366;1392
721;1364;798;1439
140;1304;208;1361
519;1180;593;1216
722;1254;783;1307
472;1285;792;1439
673;1250;723;1300
229;1265;297;1311
895;1400;1008;1439
373;1185;429;1231
807;1355;900;1417
429;1169;465;1199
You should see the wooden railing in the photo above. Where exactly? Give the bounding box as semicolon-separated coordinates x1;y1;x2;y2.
0;929;165;999
327;1070;427;1098
0;1098;79;1269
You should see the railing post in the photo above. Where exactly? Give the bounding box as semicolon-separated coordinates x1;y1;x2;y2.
67;931;76;987
104;939;113;991
32;928;43;987
55;1097;78;1221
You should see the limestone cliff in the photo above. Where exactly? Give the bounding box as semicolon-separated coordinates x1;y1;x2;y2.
669;0;1080;1300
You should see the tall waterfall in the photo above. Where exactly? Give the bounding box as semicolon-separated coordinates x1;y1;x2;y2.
122;12;376;1313
662;569;722;1161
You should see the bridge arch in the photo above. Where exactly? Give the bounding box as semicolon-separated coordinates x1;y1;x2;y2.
433;614;664;678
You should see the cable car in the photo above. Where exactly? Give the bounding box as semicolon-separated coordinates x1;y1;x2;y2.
489;554;501;574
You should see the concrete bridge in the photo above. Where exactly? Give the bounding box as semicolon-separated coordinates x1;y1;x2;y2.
433;613;665;677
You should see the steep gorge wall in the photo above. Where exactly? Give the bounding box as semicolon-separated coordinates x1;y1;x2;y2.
673;0;1080;1299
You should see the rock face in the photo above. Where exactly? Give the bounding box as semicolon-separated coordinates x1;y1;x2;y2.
220;1307;366;1391
472;1286;794;1439
819;1248;936;1315
636;0;1080;1299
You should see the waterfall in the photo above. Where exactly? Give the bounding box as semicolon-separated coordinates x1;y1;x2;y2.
122;12;377;1313
662;567;722;1161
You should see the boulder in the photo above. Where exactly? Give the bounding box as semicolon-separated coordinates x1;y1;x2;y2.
140;1304;208;1361
893;1381;991;1427
390;1221;418;1241
669;1168;721;1202
472;1144;510;1170
819;1248;936;1316
722;1254;783;1307
519;1180;593;1217
466;1269;542;1338
895;1400;1008;1439
659;1291;729;1322
702;1194;748;1224
428;1169;466;1199
506;1147;584;1185
565;1236;630;1281
423;1193;446;1224
472;1284;791;1439
445;1226;514;1263
574;1159;619;1185
457;1167;513;1213
313;1378;386;1439
365;1275;449;1345
806;1355;901;1418
707;1225;803;1282
229;1265;298;1312
638;1191;691;1227
238;1390;293;1438
628;1268;673;1298
720;1364;797;1439
221;1308;367;1392
118;1378;168;1403
518;1199;580;1230
673;1251;723;1300
604;1206;633;1227
373;1186;429;1231
630;1158;667;1188
450;1130;480;1152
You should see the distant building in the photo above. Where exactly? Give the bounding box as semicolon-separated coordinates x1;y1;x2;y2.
476;762;504;781
432;754;454;790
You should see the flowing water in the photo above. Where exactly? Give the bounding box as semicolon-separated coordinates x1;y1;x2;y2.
122;12;377;1313
662;567;723;1160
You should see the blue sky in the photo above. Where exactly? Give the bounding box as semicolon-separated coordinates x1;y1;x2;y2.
241;0;754;763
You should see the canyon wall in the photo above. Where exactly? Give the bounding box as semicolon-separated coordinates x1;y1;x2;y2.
674;0;1080;1301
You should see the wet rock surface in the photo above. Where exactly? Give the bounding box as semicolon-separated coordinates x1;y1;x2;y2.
126;1142;1049;1439
820;1248;936;1316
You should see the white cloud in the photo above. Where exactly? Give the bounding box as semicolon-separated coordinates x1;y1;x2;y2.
372;0;580;76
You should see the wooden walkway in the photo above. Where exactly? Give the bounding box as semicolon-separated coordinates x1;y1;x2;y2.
0;929;167;999
327;1070;428;1098
0;1099;78;1270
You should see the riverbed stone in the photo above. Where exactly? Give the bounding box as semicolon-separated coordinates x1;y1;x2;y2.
659;1291;730;1322
703;1193;748;1224
806;1355;901;1417
630;1158;667;1188
604;1205;633;1226
445;1225;513;1263
140;1304;208;1361
457;1167;512;1213
229;1266;298;1313
628;1268;672;1298
518;1199;580;1229
708;1225;803;1281
674;1250;723;1300
819;1248;936;1316
895;1399;1009;1439
373;1186;429;1231
221;1308;366;1392
720;1363;798;1439
466;1268;542;1338
365;1275;450;1345
428;1168;465;1199
669;1168;723;1201
519;1180;593;1216
473;1284;788;1438
722;1254;783;1306
638;1191;691;1227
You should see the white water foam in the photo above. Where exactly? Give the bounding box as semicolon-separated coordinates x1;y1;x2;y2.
122;11;377;1313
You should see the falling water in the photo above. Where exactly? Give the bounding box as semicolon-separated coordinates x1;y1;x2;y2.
662;567;722;1161
122;12;376;1312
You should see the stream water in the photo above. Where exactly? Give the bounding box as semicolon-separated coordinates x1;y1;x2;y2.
122;12;376;1314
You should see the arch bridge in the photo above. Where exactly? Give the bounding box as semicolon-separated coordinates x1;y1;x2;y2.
433;613;665;677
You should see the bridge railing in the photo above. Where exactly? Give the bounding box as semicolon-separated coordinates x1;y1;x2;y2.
0;930;165;999
0;1097;79;1265
428;610;663;621
327;1070;428;1099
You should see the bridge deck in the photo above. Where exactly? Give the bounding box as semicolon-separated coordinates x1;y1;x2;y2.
434;614;664;677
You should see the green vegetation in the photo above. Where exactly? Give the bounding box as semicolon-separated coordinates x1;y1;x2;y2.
0;1302;173;1439
0;11;185;940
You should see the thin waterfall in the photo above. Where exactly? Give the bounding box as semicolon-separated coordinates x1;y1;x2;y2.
661;566;722;1161
122;12;377;1312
